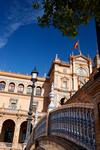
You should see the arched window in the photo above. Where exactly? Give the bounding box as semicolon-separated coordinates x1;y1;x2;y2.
36;86;41;96
17;84;24;93
8;83;15;92
18;121;32;143
76;67;88;77
27;85;32;94
0;119;15;143
0;81;6;91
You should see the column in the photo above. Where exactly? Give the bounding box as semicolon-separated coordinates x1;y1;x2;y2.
0;117;3;134
12;121;21;150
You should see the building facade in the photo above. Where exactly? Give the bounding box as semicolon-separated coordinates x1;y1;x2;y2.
0;53;99;150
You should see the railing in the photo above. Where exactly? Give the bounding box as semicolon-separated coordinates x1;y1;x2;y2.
0;142;12;149
0;142;26;150
34;115;47;140
34;103;96;150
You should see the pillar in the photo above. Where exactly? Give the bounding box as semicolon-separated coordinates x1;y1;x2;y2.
12;121;21;150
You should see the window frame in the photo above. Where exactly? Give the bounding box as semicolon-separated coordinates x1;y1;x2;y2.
8;83;15;92
0;81;6;91
27;85;32;95
17;84;24;93
36;86;42;96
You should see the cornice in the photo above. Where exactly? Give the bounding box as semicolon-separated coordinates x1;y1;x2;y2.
0;90;44;99
0;71;48;82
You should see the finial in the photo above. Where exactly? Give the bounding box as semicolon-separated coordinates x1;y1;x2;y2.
48;82;56;111
79;49;82;55
55;54;58;60
44;72;46;77
54;53;61;62
96;47;99;55
96;41;99;55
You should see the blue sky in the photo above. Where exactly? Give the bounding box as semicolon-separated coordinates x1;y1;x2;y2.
0;0;97;76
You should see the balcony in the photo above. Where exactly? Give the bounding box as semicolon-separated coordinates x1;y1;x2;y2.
0;142;26;150
0;107;28;116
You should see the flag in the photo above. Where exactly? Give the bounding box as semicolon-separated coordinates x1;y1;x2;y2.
73;41;79;49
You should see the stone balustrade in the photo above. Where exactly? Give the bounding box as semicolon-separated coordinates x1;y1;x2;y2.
0;107;28;116
30;103;96;150
0;142;25;150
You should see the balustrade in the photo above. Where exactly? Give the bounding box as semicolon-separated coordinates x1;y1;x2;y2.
33;104;96;150
34;116;46;140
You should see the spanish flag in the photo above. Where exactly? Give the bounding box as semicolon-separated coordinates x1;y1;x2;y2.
73;41;79;49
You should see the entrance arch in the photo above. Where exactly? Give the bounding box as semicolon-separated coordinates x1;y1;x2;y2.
0;119;15;143
18;121;32;143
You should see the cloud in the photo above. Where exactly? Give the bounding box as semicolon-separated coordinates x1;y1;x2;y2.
0;39;8;48
0;0;43;48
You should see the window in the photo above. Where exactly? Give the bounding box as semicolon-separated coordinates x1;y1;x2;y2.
36;86;41;96
61;78;68;89
27;85;32;94
18;121;32;143
76;67;88;76
8;83;15;92
1;119;15;143
9;98;18;110
63;68;67;73
17;84;24;93
4;128;13;143
0;81;6;91
62;81;67;89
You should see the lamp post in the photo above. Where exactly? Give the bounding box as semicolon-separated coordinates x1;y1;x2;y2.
25;67;38;143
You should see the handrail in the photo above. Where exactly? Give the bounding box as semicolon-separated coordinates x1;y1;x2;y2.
33;103;96;150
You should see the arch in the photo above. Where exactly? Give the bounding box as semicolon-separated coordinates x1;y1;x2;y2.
18;121;32;143
17;84;24;93
76;67;88;77
27;85;32;94
8;82;15;92
0;119;15;143
0;81;6;91
36;86;42;96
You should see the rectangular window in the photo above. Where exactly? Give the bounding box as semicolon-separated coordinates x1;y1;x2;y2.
9;98;18;110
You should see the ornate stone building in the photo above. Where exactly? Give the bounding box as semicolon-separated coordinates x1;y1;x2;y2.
0;53;99;150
